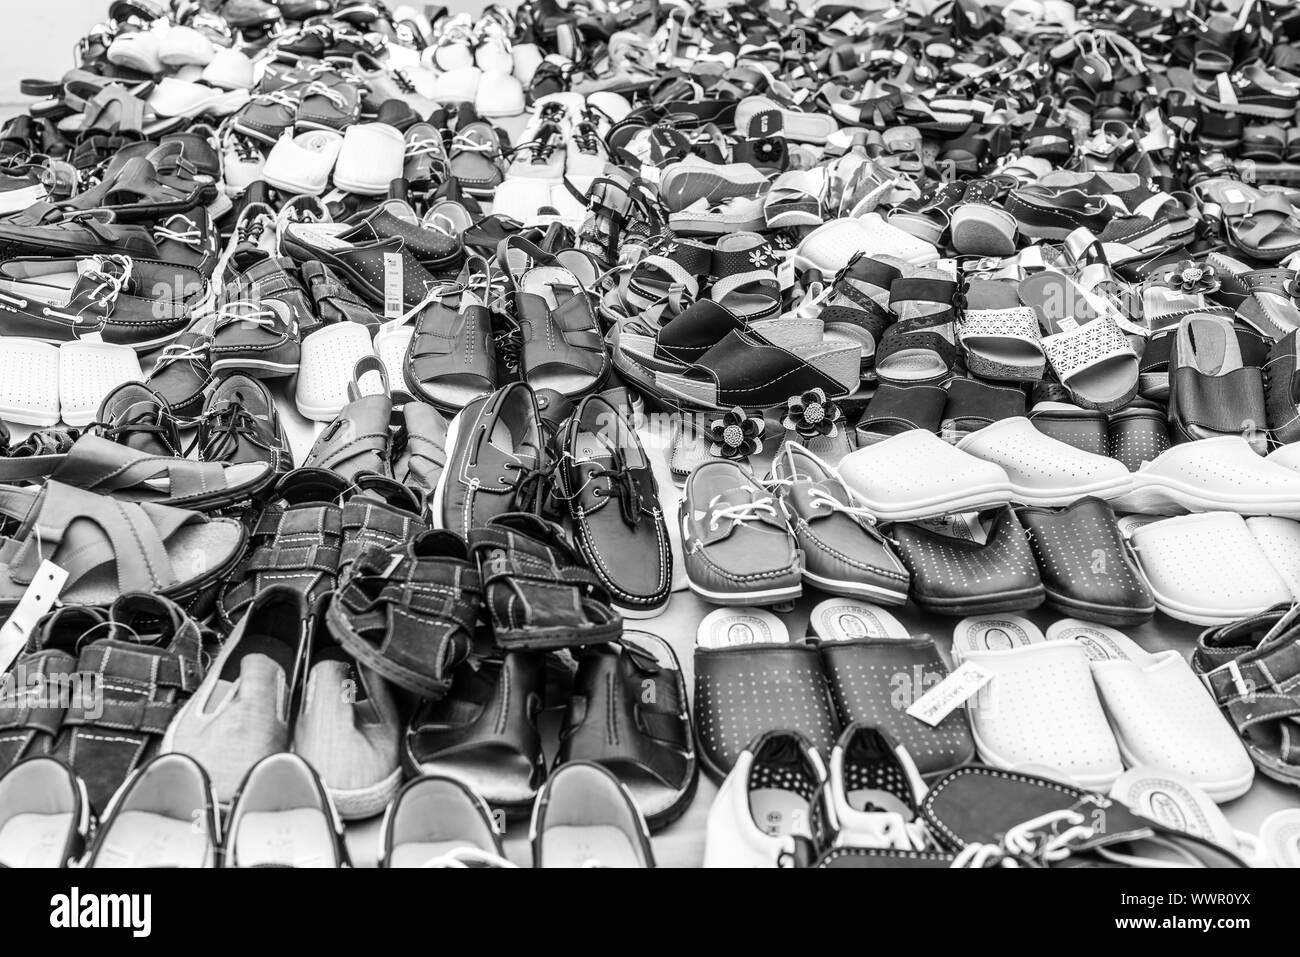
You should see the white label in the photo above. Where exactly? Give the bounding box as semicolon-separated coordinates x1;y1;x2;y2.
383;252;403;319
906;661;994;726
777;258;796;290
0;561;69;673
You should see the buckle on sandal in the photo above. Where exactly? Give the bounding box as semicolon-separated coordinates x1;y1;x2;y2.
1201;659;1253;699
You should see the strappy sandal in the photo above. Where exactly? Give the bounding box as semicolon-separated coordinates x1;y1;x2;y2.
328;529;481;699
873;272;959;385
0;480;246;616
1194;607;1300;789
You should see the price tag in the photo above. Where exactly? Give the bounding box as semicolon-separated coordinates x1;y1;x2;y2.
383;252;403;319
906;661;994;726
0;561;69;673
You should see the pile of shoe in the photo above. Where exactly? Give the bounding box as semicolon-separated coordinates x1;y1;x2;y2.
4;0;1300;869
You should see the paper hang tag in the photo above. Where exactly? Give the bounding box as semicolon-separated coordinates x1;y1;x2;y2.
383;252;404;319
906;661;994;727
0;561;69;674
777;258;796;290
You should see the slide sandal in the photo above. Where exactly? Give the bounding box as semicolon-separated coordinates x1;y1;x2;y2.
951;615;1122;790
59;340;144;427
1046;619;1255;803
1019;270;1139;412
811;600;975;779
0;338;61;426
694;606;839;781
1109;768;1264;866
296;321;377;422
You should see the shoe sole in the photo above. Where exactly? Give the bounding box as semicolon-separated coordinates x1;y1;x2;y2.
1042;587;1155;628
429;403;466;533
1004;475;1133;508
685;579;803;606
801;569;909;605
209;356;300;376
1118;477;1300;519
658;166;768;211
1193;90;1297;119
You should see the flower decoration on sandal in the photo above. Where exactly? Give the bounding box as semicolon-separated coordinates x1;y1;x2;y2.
782;388;842;439
707;407;765;460
1159;260;1220;296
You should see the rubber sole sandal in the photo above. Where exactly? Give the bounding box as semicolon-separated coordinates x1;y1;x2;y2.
950;615;1122;790
1047;620;1254;803
1194;176;1300;262
402;652;547;818
693;607;839;782
1114;435;1300;518
734;95;838;144
810;599;975;778
889;506;1046;617
1109;769;1262;863
555;631;698;831
949;202;1017;257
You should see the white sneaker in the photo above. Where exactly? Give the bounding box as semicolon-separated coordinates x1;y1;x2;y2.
824;724;931;851
504;122;566;184
704;730;827;868
262;129;343;196
565;116;608;194
221;133;267;197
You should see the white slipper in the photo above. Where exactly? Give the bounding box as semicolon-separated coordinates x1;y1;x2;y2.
1047;619;1255;803
475;71;525;118
107;31;162;74
956;416;1132;506
1122;512;1294;625
951;615;1123;790
1110;769;1262;865
429;66;482;105
0;339;61;427
807;599;909;641
159;25;215;67
1246;516;1300;599
296;322;378;422
147;78;250;120
1266;442;1300;473
511;43;544;84
373;315;416;400
696;606;789;648
201;47;255;92
1114;436;1300;518
262;129;343;196
333;123;405;196
59;341;144;428
792;214;938;275
838;429;1013;521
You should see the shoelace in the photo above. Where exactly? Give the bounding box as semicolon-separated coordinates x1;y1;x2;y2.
189;398;264;462
405;135;444;159
96;407;176;453
705;494;779;533
253;88;303;110
451;129;497;156
951;808;1093;868
238;214;270;248
507;451;560;515
421;847;517;868
572;121;602;156
153;339;210;376
300;81;350;112
155;216;203;249
522;130;560;165
554;447;642;526
212;299;280;333
0;253;133;321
